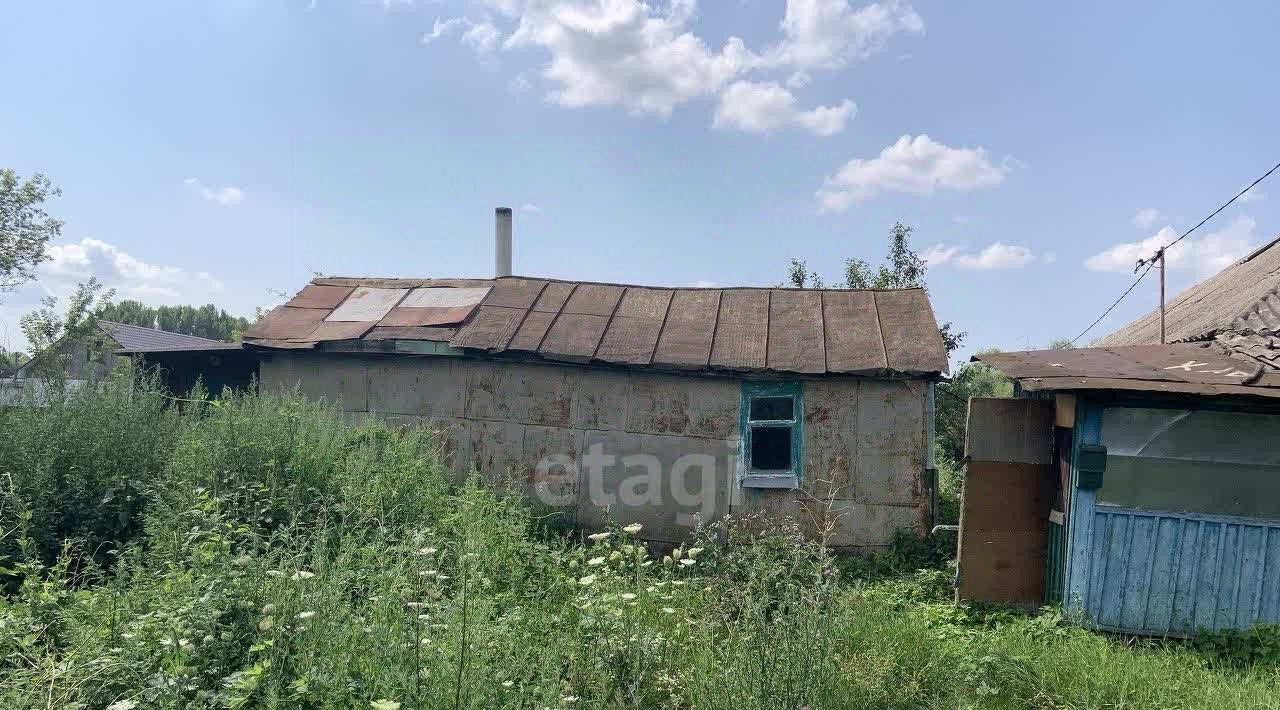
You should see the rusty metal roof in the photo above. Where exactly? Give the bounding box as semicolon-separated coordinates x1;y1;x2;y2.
1095;235;1280;347
975;343;1280;399
245;276;949;377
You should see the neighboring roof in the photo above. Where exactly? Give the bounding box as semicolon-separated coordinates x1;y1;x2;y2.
245;276;950;377
1094;235;1280;347
98;321;229;353
975;343;1280;400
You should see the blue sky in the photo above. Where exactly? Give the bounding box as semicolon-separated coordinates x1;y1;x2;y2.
2;1;1279;363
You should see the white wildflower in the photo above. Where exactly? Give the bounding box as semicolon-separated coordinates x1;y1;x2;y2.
687;547;703;559
291;570;315;581
619;592;637;601
502;680;514;688
578;575;596;586
661;607;676;614
587;532;611;542
679;558;696;567
672;547;683;561
107;701;138;710
622;523;643;535
586;556;606;567
297;611;316;620
417;547;438;556
265;570;284;578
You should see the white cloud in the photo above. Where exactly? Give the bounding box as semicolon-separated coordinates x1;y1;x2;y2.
429;1;919;130
183;177;244;206
923;242;1036;270
693;279;717;287
767;0;924;69
713;81;854;136
424;17;502;53
1131;207;1161;229
817;134;1007;211
955;242;1034;270
520;203;543;213
921;243;959;266
41;238;226;303
498;0;755;116
1085;216;1259;277
1239;188;1266;204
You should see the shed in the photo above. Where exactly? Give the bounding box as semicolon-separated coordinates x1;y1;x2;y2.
243;275;950;550
5;320;242;402
959;343;1280;635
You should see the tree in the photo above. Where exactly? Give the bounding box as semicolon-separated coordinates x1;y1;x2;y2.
785;222;966;354
0;169;62;297
19;278;115;383
97;300;252;341
1047;337;1074;350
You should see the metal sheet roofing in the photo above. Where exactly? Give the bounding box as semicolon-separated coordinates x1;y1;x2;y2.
1094;235;1280;347
245;276;950;377
975;343;1280;399
99;321;230;353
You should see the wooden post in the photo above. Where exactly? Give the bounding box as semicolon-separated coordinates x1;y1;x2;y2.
1158;249;1166;344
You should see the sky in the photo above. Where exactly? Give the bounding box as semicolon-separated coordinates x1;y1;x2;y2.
2;0;1279;364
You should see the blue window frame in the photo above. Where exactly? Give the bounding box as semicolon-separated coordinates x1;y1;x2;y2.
741;381;803;488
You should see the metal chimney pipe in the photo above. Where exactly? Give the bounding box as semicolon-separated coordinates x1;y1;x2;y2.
495;207;513;278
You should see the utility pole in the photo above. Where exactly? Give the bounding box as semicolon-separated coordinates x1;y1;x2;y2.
1157;248;1166;344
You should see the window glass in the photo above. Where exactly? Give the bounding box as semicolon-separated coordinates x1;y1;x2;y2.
750;396;794;422
1098;407;1280;519
750;426;792;470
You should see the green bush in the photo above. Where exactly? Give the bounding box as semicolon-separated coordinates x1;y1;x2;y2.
1;384;1279;708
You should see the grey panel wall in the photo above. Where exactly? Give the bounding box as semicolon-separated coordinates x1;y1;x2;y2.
259;353;928;549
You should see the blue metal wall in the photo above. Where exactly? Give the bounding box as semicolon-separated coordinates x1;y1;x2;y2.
1076;506;1280;634
1066;400;1280;635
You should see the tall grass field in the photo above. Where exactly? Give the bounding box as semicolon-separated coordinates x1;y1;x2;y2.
1;381;1278;708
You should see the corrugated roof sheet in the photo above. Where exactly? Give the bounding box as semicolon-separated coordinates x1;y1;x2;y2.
975;343;1280;399
1095;235;1280;347
245;276;950;376
99;321;229;352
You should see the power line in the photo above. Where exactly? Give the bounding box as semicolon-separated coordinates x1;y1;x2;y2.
1071;261;1156;344
1071;160;1280;345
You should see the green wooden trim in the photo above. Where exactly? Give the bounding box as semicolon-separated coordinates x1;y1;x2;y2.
740;380;804;486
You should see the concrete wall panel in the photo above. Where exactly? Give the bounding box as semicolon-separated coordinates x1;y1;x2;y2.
522;424;581;511
853;381;923;507
822;500;920;548
367;358;463;418
465;361;577;428
261;353;368;411
626;373;737;438
801;379;860;500
577;429;734;542
573;368;630;431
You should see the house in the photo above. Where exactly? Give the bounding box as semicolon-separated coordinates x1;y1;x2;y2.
241;211;950;550
3;320;235;402
956;237;1280;635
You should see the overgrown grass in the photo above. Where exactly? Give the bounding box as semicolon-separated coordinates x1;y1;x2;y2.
1;382;1278;708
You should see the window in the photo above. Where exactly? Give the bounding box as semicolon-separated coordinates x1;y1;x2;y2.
1097;406;1280;519
741;382;802;488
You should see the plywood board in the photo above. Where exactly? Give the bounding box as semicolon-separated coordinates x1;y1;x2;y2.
957;397;1054;605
